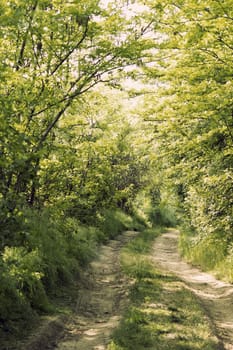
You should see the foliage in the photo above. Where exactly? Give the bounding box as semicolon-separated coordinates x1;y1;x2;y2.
2;245;50;312
97;209;134;239
137;0;233;271
0;0;152;205
0;205;143;338
179;230;228;270
133;188;178;228
0;258;33;328
0;11;150;331
147;202;178;227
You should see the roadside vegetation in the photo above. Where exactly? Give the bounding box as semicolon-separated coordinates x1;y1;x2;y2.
0;207;146;349
109;227;219;350
138;0;233;284
179;227;233;283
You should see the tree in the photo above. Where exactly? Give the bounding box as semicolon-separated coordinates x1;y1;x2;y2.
141;0;233;237
0;0;154;214
36;88;147;221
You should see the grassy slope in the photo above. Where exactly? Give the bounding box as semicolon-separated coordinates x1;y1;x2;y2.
179;228;233;283
108;227;219;350
0;209;143;350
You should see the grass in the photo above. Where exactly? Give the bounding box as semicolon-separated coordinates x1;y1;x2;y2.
179;228;233;283
108;227;219;350
0;208;146;350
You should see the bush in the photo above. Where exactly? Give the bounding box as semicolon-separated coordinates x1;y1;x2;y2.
22;210;75;291
64;220;99;266
97;209;135;239
148;202;178;227
0;207;100;324
179;229;229;273
0;258;34;332
2;246;50;312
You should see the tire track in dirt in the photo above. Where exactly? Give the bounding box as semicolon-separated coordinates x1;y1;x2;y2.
51;231;137;350
152;229;233;350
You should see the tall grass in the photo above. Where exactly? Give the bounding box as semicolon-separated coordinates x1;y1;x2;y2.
179;228;233;282
0;206;146;340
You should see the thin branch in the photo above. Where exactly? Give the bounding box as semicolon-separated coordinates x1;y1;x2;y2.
16;0;38;70
214;0;233;19
198;48;227;65
24;55;115;120
217;37;233;51
50;21;89;76
36;99;73;149
139;20;154;37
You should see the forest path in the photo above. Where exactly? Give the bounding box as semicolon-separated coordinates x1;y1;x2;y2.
152;229;233;350
51;231;137;350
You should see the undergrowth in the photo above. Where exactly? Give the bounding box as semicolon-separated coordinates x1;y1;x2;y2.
179;227;233;283
108;227;219;350
0;206;143;346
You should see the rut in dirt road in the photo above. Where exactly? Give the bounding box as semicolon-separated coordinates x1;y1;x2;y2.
53;231;137;350
152;229;233;350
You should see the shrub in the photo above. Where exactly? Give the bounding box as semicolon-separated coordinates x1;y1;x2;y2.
2;246;51;312
179;230;228;272
0;258;33;330
97;209;134;239
64;220;98;266
0;206;142;333
147;203;178;227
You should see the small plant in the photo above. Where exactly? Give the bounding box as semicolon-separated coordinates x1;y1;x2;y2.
0;257;35;336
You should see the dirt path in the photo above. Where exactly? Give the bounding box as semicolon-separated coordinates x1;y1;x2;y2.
152;229;233;350
51;231;137;350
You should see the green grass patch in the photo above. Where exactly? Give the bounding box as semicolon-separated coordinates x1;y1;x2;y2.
179;228;233;283
179;231;227;270
109;228;219;350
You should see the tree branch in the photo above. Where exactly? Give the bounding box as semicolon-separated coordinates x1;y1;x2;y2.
50;20;90;76
16;0;39;70
36;99;73;149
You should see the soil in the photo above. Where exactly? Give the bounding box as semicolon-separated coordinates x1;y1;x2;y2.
26;231;137;350
152;229;233;350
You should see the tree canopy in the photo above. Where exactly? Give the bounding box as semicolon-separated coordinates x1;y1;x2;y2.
140;0;233;238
